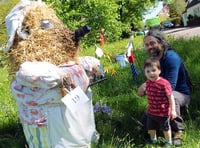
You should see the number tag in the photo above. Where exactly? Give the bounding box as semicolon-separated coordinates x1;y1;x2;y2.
61;86;89;111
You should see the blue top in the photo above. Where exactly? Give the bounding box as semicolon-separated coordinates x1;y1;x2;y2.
160;49;190;95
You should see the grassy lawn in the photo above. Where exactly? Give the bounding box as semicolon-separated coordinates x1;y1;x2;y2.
0;35;200;147
0;1;200;147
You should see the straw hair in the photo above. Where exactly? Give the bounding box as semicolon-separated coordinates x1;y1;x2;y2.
8;3;79;73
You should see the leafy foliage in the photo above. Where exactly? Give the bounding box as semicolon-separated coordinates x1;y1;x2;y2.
117;0;156;25
168;0;187;25
44;0;122;46
168;0;186;18
43;0;157;46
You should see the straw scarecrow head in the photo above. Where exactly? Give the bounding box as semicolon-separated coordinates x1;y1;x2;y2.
7;1;90;73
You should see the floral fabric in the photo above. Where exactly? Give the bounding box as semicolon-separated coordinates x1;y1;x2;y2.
11;61;96;147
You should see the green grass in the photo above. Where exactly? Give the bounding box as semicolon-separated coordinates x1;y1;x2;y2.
1;35;200;147
0;0;19;45
1;1;200;147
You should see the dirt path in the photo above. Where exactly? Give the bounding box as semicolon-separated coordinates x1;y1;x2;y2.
162;26;200;39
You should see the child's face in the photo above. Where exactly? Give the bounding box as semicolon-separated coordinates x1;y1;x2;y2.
144;65;160;82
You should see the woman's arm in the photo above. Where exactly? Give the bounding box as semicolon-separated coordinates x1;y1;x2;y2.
162;51;181;90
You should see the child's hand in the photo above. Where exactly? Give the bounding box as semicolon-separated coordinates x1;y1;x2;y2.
137;82;146;96
171;110;177;120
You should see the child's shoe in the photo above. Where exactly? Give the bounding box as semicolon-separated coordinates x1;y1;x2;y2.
150;139;157;144
164;141;173;147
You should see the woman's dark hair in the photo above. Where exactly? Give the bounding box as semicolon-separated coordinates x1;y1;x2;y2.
144;29;171;52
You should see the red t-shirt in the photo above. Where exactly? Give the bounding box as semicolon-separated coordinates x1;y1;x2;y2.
146;77;172;117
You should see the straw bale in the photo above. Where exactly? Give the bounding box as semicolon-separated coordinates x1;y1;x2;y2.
8;3;79;73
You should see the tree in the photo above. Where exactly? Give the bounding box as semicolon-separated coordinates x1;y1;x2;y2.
44;0;122;45
168;0;186;26
169;0;186;18
44;0;157;46
117;0;157;26
162;0;174;3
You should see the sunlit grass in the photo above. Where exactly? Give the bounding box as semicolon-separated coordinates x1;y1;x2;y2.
0;35;200;147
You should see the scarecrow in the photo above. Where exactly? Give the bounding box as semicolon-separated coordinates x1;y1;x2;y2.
5;0;103;147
